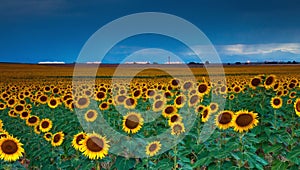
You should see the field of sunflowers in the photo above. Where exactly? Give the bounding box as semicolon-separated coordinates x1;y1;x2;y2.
0;64;300;169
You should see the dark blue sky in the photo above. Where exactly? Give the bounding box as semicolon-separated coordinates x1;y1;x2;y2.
1;0;300;63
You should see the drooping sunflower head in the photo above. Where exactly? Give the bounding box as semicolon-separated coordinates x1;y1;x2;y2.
270;96;283;109
171;122;185;136
145;141;161;157
80;132;110;160
72;132;86;151
232;110;259;133
215;110;234;130
289;91;297;99
51;131;64;147
85;110;98;122
294;98;300;117
162;105;177;118
0;135;25;162
122;112;144;134
39;118;53;132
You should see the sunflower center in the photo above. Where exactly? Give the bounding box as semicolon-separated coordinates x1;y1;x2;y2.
21;112;28;117
197;106;204;112
296;101;300;112
50;100;57;106
1;140;18;154
236;114;253;127
175;96;184;105
117;96;126;102
53;134;61;143
154;101;163;108
210;104;217;110
202;110;209;118
133;90;141;97
273;99;280;105
190;96;198;104
251;78;260;86
78;98;87;105
28;117;38;123
149;143;157;152
41;121;50;128
86;137;103;152
165;107;174;114
97;92;105;99
76;134;85;145
173;124;183;133
170;115;179;122
87;111;95;119
8;99;15;105
125;98;135;106
198;84;207;93
218;112;232;124
40;96;47;102
46;134;51;138
171;79;179;86
265;77;274;85
183;82;192;89
125;115;139;129
15;105;24;111
101;103;108;108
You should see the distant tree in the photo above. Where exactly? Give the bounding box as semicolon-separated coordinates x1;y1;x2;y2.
153;62;158;64
235;62;241;65
188;62;197;65
205;61;210;65
292;60;297;64
287;61;291;64
227;63;231;65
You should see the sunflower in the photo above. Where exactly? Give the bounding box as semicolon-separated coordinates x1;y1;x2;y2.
198;82;210;95
209;102;219;113
94;91;106;101
99;102;109;111
43;132;52;142
114;95;126;105
162;105;177;118
264;75;276;89
195;105;205;115
270;96;283;109
169;79;180;88
249;76;262;89
171;122;185;136
51;131;64;147
188;94;200;107
201;107;211;122
146;89;156;98
182;81;194;91
168;113;182;126
124;97;137;109
0;131;9;139
26;116;40;127
80;132;110;159
215;111;234;130
20;110;30;120
75;96;90;109
47;97;59;109
145;141;161;157
39;118;53;132
152;100;165;112
0;103;6;111
34;125;41;134
229;94;235;100
85;110;98;122
0;136;24;162
122;112;144;134
38;94;48;105
294;98;300;117
132;89;142;98
232;110;259;133
174;95;186;108
72;132;86;151
6;98;17;108
289;91;297;99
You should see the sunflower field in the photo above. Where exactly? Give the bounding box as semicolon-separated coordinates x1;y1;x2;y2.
0;64;300;169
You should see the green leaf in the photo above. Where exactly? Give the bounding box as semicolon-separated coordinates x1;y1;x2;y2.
271;160;289;170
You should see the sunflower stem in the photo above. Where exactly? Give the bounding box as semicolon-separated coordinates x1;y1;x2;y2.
173;145;177;170
239;133;245;168
274;110;277;130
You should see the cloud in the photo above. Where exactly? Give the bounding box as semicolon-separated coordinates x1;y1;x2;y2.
219;43;300;55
